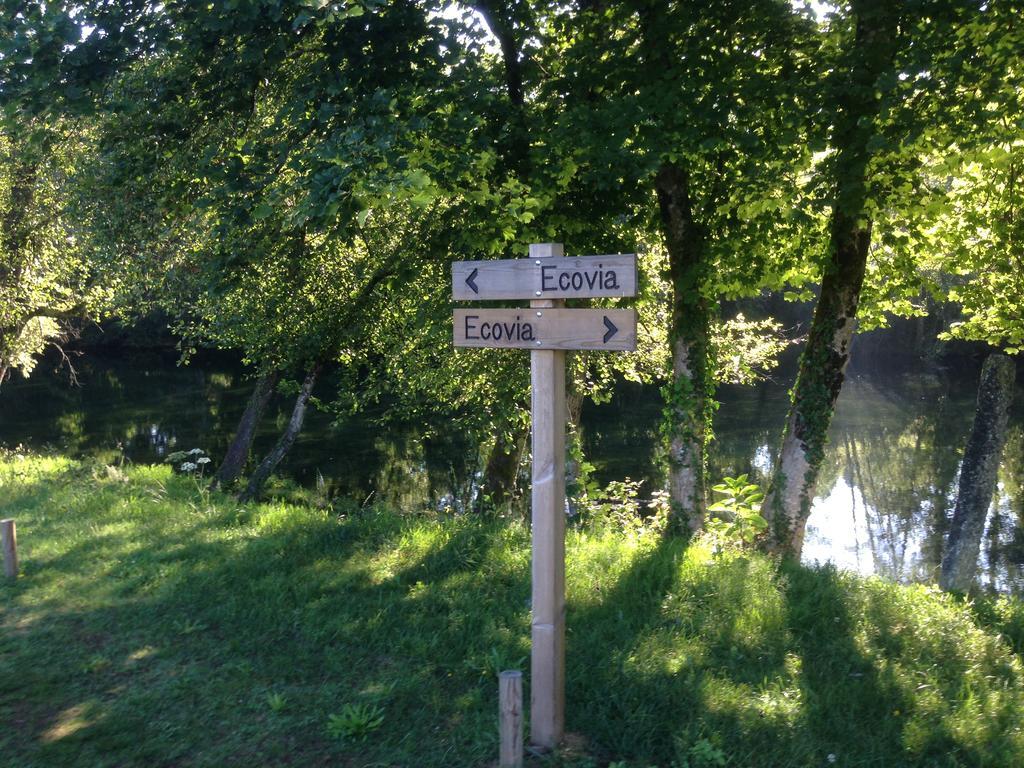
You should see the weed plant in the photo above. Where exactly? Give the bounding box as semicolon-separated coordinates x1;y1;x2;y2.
1;451;1023;767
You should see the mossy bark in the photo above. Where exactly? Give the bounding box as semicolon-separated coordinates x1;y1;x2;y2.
762;0;897;556
211;369;279;491
565;381;585;516
656;162;713;534
939;354;1016;593
762;224;869;553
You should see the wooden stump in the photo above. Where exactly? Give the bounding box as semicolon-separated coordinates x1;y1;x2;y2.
499;670;523;768
2;519;17;579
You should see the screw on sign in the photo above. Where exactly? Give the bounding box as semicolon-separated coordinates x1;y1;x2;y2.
452;243;638;753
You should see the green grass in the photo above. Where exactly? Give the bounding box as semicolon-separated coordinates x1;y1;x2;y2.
2;451;1023;767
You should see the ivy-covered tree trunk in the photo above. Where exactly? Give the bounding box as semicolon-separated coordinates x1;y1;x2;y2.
656;162;712;533
566;381;585;514
762;0;897;556
940;354;1016;592
762;221;870;553
239;364;321;503
210;369;279;491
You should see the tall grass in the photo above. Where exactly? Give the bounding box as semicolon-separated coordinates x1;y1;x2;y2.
1;451;1022;767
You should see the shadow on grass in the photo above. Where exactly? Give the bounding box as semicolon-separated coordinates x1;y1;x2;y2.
564;549;1023;768
1;488;532;768
780;561;906;767
567;541;794;762
4;471;1024;768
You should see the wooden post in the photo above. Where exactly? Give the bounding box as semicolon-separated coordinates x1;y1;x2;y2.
451;242;637;754
499;670;524;768
2;519;17;580
529;242;566;750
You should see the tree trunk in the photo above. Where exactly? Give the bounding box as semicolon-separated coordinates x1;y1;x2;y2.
761;0;897;556
210;369;279;491
656;162;712;534
566;378;585;516
939;354;1016;592
762;229;869;553
482;425;527;512
239;364;321;503
473;1;530;177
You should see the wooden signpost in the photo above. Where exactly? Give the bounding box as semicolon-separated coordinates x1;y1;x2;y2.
452;243;637;752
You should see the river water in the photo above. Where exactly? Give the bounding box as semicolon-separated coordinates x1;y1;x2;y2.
2;338;1022;594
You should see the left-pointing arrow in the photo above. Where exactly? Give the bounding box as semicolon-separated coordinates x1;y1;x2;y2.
465;267;479;294
602;316;618;343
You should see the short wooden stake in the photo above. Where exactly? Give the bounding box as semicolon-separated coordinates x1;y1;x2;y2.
499;670;524;768
2;519;17;579
529;242;566;750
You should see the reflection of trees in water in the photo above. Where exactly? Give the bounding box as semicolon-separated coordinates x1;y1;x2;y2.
709;378;788;488
982;426;1024;593
5;352;1023;592
827;374;967;585
0;353;238;460
581;382;667;496
372;429;481;513
833;375;1024;593
841;422;956;584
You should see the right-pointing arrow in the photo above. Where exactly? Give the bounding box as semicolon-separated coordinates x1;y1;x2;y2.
465;267;479;294
602;315;618;343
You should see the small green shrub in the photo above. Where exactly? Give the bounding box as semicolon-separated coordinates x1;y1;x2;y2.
477;646;526;679
575;477;668;536
265;692;287;713
327;703;385;741
165;448;211;475
687;737;727;767
705;474;767;550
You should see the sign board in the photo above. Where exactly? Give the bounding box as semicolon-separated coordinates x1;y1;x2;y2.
452;254;637;301
450;243;638;752
453;308;637;351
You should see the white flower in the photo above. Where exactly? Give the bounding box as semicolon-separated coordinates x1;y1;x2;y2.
196;457;212;465
180;462;198;472
189;448;204;456
827;755;837;764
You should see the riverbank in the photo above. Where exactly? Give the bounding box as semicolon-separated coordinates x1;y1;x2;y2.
2;451;1023;767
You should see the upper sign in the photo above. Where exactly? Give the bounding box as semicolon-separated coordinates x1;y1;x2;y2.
452;254;637;301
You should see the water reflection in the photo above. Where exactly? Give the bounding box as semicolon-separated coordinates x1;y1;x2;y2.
583;358;1024;594
796;373;1023;593
1;348;1022;594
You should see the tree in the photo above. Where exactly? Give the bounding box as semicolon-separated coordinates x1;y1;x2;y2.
0;121;103;388
539;0;819;531
45;1;511;497
760;0;1019;555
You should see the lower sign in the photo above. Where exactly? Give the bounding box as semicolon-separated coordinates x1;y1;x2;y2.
453;308;637;351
